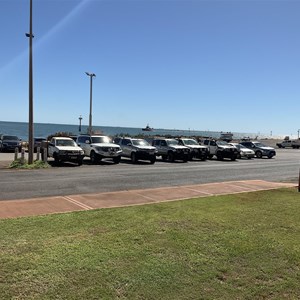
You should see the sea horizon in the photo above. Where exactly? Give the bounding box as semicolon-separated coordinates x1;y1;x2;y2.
0;120;275;141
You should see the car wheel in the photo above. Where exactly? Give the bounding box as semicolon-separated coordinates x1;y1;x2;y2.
216;152;223;160
90;151;98;164
208;154;213;160
53;153;60;164
168;152;175;162
161;155;167;161
131;152;138;163
150;156;156;164
255;151;263;158
113;156;121;164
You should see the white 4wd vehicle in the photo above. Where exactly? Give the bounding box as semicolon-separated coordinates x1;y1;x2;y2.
48;137;84;165
202;139;239;161
76;135;122;164
177;138;209;161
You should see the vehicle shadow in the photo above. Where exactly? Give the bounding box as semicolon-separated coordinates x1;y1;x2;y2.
48;161;82;168
120;158;155;165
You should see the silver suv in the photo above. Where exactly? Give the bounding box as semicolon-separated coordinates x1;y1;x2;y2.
152;138;190;162
239;141;276;159
177;138;209;161
117;137;156;164
77;135;122;164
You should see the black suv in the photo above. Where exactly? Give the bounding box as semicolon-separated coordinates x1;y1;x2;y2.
239;141;276;159
0;134;22;152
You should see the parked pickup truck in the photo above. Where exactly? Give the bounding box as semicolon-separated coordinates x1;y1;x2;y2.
48;137;85;165
202;139;239;161
276;139;300;149
177;138;209;161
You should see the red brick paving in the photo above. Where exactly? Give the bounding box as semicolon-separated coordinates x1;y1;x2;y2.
0;180;295;219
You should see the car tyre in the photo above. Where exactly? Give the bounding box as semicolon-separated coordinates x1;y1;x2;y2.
113;156;121;164
131;152;138;163
90;151;98;164
168;152;175;162
150;155;156;164
53;152;60;164
255;151;263;158
216;152;223;160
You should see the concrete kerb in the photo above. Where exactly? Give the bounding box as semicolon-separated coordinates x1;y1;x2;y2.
0;180;296;219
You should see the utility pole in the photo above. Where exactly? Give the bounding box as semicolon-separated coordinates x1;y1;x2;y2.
85;72;96;135
26;0;34;164
79;115;82;132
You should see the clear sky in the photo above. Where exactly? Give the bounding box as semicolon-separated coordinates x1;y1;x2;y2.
0;0;299;137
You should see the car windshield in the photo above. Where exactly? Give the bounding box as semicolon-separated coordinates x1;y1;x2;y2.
91;136;111;143
216;141;229;146
253;142;266;147
132;139;150;146
167;139;179;146
56;139;76;147
238;144;248;149
3;135;18;140
182;139;198;145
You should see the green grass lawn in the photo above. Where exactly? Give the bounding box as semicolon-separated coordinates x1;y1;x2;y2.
1;188;300;299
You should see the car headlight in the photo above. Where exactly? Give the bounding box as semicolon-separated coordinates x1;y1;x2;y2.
80;150;84;155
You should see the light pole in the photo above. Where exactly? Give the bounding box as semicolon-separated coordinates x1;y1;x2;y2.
85;72;96;134
26;0;34;164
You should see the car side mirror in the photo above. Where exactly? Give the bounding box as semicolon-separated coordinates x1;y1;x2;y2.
127;143;132;146
85;140;90;144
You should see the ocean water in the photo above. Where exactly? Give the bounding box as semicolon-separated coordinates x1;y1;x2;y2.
0;121;256;141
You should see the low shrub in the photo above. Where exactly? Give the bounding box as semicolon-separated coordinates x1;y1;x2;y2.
9;158;50;169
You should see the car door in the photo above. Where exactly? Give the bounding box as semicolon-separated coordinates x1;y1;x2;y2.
121;139;131;157
77;136;90;156
209;141;217;155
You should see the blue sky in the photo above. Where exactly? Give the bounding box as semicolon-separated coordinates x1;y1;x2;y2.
0;0;299;137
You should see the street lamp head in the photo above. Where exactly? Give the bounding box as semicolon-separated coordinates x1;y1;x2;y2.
85;72;96;77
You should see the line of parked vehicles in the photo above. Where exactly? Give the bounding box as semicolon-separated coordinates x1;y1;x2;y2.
37;134;277;166
0;133;279;166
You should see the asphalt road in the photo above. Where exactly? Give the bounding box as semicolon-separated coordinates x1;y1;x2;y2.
0;149;299;201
